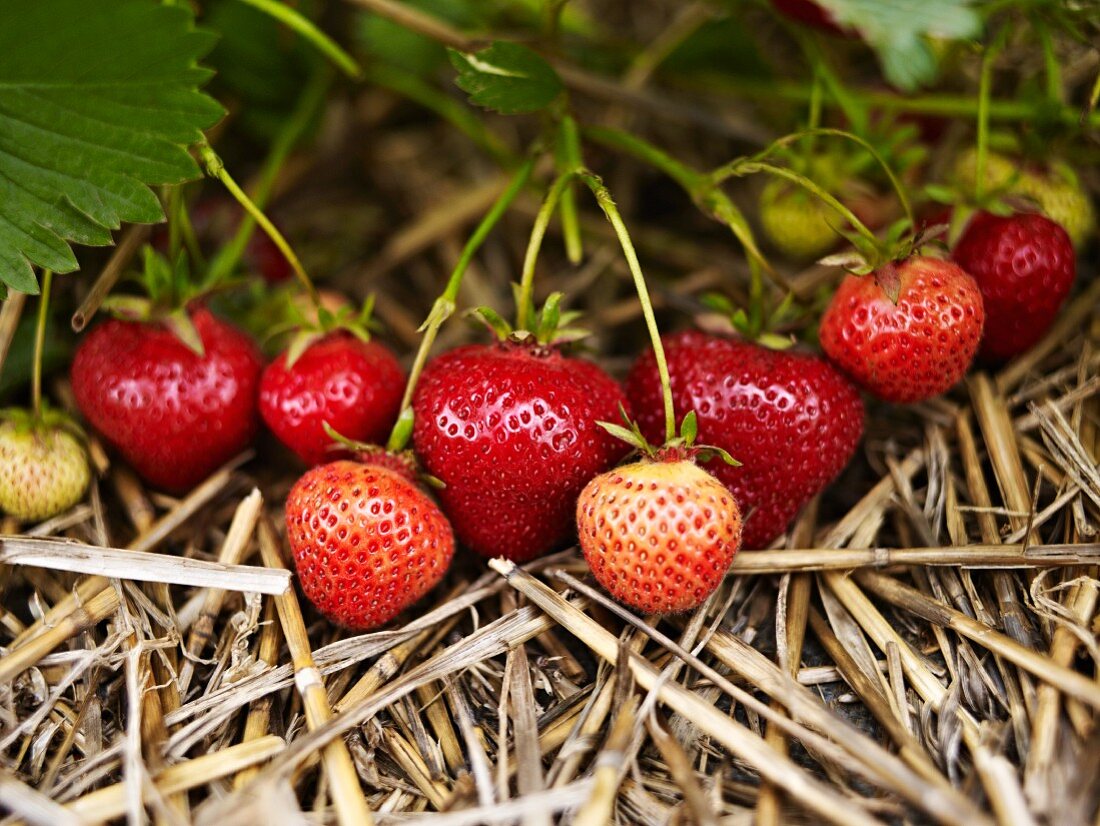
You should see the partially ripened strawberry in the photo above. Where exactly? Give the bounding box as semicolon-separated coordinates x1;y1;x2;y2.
0;412;90;522
413;339;628;562
260;332;404;465
952;211;1075;362
627;332;863;549
72;307;262;492
577;452;742;614
819;257;985;403
286;459;454;630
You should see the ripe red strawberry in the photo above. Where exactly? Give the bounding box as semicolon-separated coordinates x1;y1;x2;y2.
577;453;742;614
412;340;629;562
71;307;262;492
819;257;985;403
286;459;454;630
260;332;404;465
626;332;863;549
952;211;1075;362
770;0;850;35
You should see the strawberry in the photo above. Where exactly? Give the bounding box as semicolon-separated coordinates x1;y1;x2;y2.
819;256;985;403
770;0;850;35
0;412;90;522
952;211;1075;362
285;459;454;630
412;339;629;562
759;179;841;261
953;151;1096;248
626;332;863;549
72;307;262;492
577;452;742;614
260;332;404;465
1013;162;1096;250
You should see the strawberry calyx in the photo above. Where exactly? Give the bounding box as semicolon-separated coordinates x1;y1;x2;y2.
321;422;441;489
1;404;87;444
470;291;589;347
597;408;740;467
268;294;381;369
698;292;801;352
101;245;247;356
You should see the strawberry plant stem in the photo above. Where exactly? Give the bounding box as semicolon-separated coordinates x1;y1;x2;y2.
974;42;999;203
236;0;362;78
31;269;51;420
207;68;332;286
199;145;321;310
516;172;574;331
556;115;584;264
579;172;676;442
386;156;536;452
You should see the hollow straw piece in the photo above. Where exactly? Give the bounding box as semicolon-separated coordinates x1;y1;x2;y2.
10;453;249;650
492;559;919;826
66;736;286;823
856;570;1100;710
256;517;374;826
234;597;283;789
0;292;26;378
0;535;287;596
71;224;150;332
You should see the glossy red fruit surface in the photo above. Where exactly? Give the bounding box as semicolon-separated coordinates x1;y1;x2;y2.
260;333;405;466
72;308;262;492
819;257;985;403
952;211;1075;362
286;460;454;630
577;456;742;614
413;340;629;562
627;332;863;549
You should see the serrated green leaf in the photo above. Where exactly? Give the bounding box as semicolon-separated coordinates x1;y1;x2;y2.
0;0;224;294
448;42;563;115
814;0;980;90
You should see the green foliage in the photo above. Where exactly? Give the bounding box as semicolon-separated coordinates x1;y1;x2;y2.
449;42;563;114
205;0;319;142
816;0;981;89
358;0;482;76
0;0;222;296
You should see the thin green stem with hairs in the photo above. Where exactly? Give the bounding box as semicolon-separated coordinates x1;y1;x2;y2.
236;0;362;78
199;144;320;310
579;171;676;442
386;155;536;452
516;171;575;331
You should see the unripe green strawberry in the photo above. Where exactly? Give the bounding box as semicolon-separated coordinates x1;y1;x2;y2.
0;415;91;522
759;179;840;261
577;454;742;614
953;150;1095;248
1014;162;1096;249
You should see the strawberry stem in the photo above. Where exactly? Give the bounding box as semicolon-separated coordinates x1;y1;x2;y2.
516;171;574;332
556;115;584;264
199;144;321;311
579;171;676;442
386;155;536;452
31;269;51;421
974;40;1000;204
207;68;331;287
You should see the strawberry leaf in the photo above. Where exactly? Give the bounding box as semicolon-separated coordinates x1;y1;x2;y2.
448;42;563;115
813;0;980;90
0;0;224;296
680;411;698;446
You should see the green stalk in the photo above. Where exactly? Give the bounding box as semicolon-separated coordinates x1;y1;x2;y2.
386;156;536;452
235;0;362;78
579;172;675;442
974;37;1004;204
207;68;332;285
556;114;584;264
737;161;878;249
516;171;574;331
31;270;52;420
200;144;320;309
